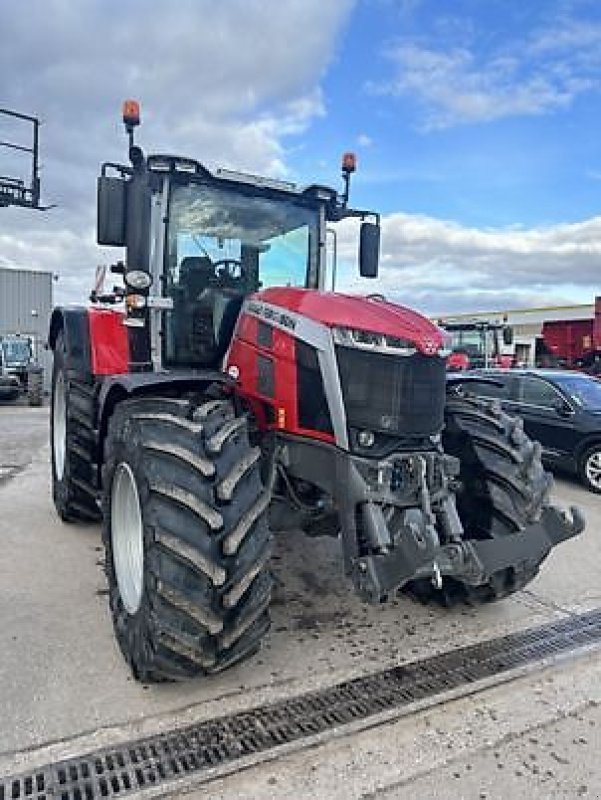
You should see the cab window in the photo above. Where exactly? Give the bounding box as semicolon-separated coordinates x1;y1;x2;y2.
519;377;562;408
469;376;512;401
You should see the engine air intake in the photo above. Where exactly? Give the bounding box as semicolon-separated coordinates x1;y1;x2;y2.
335;348;446;439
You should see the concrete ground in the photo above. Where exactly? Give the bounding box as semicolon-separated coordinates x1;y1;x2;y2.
0;403;47;482
0;405;600;798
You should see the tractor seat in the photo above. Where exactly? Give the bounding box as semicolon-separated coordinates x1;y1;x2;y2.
179;256;215;296
174;256;245;366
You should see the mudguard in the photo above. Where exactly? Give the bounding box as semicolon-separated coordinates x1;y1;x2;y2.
48;307;92;375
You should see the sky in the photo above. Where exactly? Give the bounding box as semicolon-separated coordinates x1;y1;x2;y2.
1;0;600;316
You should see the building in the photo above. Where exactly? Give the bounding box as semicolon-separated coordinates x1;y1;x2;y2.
0;267;54;388
439;302;596;366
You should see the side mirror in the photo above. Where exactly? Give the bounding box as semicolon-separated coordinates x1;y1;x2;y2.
359;221;380;278
502;325;514;346
97;176;127;246
552;397;573;417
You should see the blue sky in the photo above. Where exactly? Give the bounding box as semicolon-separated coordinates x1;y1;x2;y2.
1;0;600;314
297;0;601;226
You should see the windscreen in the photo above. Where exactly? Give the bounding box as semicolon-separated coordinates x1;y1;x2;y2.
447;328;497;366
162;181;320;368
2;338;31;366
167;182;319;292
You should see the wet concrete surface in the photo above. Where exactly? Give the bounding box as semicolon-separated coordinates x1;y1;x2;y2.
0;404;599;798
0;405;48;483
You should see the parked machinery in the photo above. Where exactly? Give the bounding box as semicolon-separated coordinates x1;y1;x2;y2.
0;343;20;403
540;297;601;374
439;319;514;371
49;103;583;681
0;334;43;405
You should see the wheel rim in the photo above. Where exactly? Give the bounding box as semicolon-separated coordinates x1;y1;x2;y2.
53;372;67;480
585;451;601;490
111;462;144;615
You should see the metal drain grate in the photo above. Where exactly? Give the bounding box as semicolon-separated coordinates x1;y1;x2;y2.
4;607;601;800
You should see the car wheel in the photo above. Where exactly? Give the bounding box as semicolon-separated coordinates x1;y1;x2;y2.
579;445;601;493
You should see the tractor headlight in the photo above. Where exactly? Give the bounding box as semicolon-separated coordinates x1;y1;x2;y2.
332;325;417;356
125;270;153;290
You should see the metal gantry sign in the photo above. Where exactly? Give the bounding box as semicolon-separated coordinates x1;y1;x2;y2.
0;107;42;210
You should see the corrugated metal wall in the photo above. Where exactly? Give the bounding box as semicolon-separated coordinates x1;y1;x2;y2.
0;267;54;389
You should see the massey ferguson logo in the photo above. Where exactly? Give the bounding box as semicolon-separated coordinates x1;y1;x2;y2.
247;301;297;332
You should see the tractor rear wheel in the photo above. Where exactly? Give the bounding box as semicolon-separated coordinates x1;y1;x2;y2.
413;394;552;605
27;367;43;407
102;393;272;681
51;332;100;522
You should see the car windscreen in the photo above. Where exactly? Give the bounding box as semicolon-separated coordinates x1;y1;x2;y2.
552;375;601;411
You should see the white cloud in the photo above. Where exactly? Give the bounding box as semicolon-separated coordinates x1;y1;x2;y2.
0;0;353;303
334;212;601;314
357;133;373;147
370;13;601;129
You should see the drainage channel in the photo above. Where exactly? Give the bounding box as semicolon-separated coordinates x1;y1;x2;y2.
4;607;601;800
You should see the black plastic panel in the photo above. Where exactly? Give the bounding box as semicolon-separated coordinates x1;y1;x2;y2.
296;340;333;434
257;321;273;349
336;349;446;438
257;354;275;398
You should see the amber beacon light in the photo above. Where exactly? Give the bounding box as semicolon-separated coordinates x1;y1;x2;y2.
122;100;140;128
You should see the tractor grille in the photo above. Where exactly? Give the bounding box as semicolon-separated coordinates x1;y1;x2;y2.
3;608;601;800
336;349;446;437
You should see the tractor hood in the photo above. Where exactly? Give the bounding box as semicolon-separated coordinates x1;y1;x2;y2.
255;287;446;356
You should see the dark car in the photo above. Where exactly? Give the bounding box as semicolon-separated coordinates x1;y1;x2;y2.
448;369;601;493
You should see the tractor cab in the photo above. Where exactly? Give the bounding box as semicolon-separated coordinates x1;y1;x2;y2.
96;101;380;373
1;334;34;371
440;319;514;370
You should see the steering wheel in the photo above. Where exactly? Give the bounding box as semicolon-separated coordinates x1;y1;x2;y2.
213;259;244;282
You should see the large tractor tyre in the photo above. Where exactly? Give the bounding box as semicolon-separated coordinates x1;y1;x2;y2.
0;385;19;403
102;394;272;681
413;394;552;606
27;368;44;407
51;332;101;522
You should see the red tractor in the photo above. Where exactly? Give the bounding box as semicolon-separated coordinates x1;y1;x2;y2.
440;319;515;371
49;103;583;681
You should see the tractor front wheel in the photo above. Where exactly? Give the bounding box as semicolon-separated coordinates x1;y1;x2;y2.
102;393;272;681
411;394;552;605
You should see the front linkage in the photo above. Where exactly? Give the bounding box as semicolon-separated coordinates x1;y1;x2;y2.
355;501;584;604
279;391;585;605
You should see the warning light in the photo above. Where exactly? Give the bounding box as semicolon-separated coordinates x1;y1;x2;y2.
342;152;357;174
122;100;140;128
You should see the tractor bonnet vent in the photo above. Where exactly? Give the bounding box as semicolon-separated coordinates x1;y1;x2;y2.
336;349;446;438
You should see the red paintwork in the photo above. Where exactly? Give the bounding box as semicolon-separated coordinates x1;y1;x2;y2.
496;354;514;369
226;311;335;442
87;307;129;375
542;319;594;365
447;351;469;371
255;288;445;355
594;297;601;351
